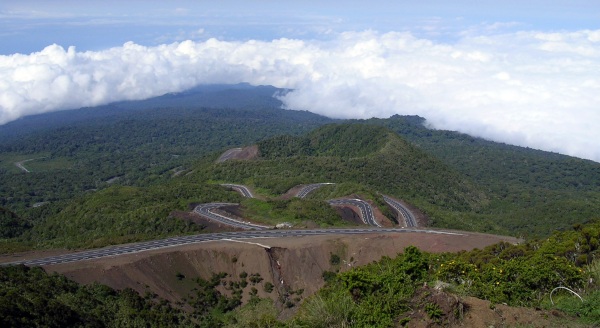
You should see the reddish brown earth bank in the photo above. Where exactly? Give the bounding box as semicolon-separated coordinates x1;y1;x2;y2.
45;231;519;310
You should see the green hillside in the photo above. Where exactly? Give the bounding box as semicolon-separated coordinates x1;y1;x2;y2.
0;207;30;239
2;117;599;253
1;85;599;251
199;123;492;231
24;183;240;249
291;221;600;327
1;85;599;326
361;115;600;237
0;123;491;252
0;104;333;213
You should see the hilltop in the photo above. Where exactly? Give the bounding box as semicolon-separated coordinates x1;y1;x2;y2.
199;123;489;230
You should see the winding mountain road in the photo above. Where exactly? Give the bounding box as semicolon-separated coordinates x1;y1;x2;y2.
327;198;381;227
221;184;254;198
218;183;398;228
0;183;426;266
296;183;334;198
14;157;45;173
383;195;417;227
2;228;464;267
216;148;243;162
194;203;270;230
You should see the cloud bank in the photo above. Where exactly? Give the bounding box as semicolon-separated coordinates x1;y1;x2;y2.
1;30;600;161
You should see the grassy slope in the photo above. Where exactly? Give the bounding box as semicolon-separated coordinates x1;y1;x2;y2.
290;221;600;327
197;123;495;232
22;181;244;250
363;115;600;238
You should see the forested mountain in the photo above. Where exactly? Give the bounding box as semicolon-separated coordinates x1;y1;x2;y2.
1;84;600;326
201;124;489;228
361;115;600;237
0;84;599;253
0;84;334;213
0;83;286;142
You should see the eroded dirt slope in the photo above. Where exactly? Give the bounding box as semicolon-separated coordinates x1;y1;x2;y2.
46;231;519;310
216;145;259;162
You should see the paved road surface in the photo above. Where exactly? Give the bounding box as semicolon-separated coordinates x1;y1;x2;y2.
216;148;243;162
221;184;254;198
2;228;464;267
383;195;417;227
296;183;334;198
328;199;381;227
14;157;45;173
194;203;270;230
0;185;431;267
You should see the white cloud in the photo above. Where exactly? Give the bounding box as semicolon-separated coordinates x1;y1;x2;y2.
1;30;600;162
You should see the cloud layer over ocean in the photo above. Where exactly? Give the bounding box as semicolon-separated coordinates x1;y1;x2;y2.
1;30;600;161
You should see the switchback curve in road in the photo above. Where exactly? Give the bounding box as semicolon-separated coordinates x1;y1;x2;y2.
383;195;417;227
328;198;381;227
194;203;270;230
221;184;254;198
296;183;335;198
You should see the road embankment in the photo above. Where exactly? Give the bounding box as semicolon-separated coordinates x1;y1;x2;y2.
43;231;519;310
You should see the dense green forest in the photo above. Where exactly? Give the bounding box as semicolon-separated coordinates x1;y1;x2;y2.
362;115;600;236
0;85;333;214
1;84;599;252
0;265;193;327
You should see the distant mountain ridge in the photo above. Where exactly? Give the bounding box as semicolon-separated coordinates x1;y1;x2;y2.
0;83;289;142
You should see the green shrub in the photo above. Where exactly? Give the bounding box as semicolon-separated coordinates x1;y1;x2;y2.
263;282;274;293
329;253;341;266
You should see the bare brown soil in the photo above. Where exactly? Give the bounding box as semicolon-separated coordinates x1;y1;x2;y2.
7;229;565;326
45;231;519;309
278;184;305;200
329;195;396;227
384;195;429;226
332;206;364;225
216;145;259;162
404;288;580;328
454;296;581;328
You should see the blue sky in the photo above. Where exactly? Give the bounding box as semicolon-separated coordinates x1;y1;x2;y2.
1;1;600;162
2;0;598;54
